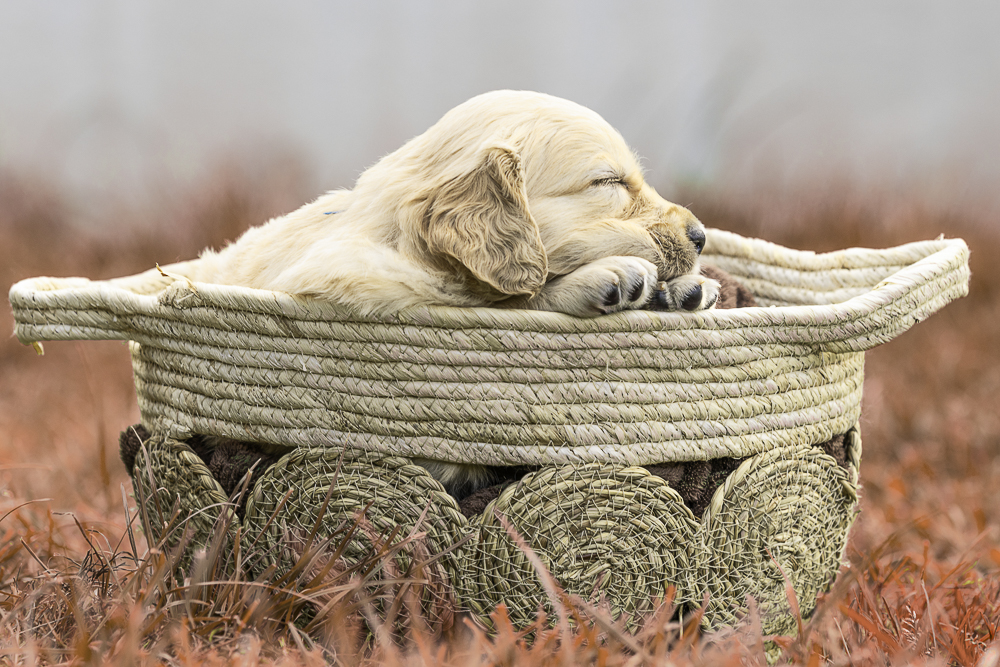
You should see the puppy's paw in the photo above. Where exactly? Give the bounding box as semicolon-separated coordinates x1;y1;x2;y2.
590;257;660;313
533;256;659;317
652;274;720;312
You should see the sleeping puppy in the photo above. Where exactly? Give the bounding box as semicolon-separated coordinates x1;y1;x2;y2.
187;90;720;496
193;90;718;317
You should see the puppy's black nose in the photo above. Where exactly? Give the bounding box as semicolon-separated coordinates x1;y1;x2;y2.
687;227;706;255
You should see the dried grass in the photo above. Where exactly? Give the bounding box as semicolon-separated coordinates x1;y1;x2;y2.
2;165;999;665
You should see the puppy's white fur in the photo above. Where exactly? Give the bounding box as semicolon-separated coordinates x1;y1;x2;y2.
186;90;719;494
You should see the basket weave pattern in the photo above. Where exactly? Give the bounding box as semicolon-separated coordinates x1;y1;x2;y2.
244;447;469;632
130;432;237;572
697;429;861;634
10;231;968;466
464;462;700;627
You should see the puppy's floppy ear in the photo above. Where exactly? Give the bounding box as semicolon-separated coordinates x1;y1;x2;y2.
423;142;547;296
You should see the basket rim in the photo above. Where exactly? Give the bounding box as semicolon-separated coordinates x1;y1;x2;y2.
9;230;970;354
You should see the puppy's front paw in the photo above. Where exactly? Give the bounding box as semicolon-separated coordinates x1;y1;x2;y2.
533;256;659;317
592;257;660;314
652;274;720;312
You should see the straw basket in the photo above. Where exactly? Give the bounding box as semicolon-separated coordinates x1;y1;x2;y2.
9;229;970;635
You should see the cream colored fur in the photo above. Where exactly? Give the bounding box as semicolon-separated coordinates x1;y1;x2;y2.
186;90;720;495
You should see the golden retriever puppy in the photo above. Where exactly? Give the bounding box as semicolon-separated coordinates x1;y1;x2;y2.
192;90;718;318
186;90;720;496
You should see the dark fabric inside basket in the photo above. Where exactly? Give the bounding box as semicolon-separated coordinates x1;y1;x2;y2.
119;423;849;522
454;434;848;520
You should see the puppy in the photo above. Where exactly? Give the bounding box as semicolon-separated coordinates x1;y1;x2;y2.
186;90;720;496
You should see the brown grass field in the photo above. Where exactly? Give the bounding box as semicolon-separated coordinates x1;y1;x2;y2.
1;165;998;665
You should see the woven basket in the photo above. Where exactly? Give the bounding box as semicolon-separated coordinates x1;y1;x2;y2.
9;229;970;634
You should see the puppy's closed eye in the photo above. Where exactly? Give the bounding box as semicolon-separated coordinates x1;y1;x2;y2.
591;175;629;189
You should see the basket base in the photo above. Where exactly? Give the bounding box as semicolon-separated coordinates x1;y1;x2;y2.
121;422;860;640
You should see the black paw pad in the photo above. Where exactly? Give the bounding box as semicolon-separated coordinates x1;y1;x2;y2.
602;283;622;307
649;288;669;310
681;285;703;311
628;280;645;302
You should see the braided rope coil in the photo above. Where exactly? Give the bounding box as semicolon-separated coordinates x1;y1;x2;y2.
242;447;469;633
464;463;700;628
696;438;861;635
8;231;969;465
131;432;239;572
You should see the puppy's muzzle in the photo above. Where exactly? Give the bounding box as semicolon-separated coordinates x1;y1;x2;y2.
648;218;705;279
648;220;709;311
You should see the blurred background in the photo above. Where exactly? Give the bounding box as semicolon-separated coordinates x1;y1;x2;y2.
1;0;999;232
2;2;1000;659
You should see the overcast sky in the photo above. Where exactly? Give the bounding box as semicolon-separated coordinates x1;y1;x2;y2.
1;1;998;223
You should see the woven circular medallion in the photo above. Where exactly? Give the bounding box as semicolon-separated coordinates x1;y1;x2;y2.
465;464;700;628
697;441;859;635
131;433;238;570
242;447;470;632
